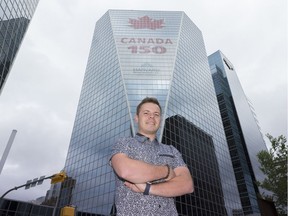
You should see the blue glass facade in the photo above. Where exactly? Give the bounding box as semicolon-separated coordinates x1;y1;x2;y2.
61;10;242;215
0;0;39;94
208;50;268;215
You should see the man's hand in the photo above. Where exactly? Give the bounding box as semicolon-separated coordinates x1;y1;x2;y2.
124;182;146;193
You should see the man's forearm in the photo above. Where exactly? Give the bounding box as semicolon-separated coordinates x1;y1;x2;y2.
111;153;175;183
124;167;194;197
149;171;194;197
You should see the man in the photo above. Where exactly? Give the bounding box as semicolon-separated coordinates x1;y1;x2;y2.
110;97;194;215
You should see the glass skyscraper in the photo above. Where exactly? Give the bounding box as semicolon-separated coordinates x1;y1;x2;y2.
60;10;243;215
208;50;268;215
0;0;39;94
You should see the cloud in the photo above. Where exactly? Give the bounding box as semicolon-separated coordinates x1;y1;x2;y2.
0;0;286;201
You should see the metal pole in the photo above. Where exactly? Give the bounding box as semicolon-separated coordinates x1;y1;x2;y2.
0;130;17;175
0;175;53;199
52;193;60;216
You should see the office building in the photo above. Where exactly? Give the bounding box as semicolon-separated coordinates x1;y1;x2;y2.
208;50;268;215
0;0;39;94
162;115;227;215
60;10;243;215
0;198;53;215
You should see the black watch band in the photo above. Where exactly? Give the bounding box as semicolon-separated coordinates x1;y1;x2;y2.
143;183;151;195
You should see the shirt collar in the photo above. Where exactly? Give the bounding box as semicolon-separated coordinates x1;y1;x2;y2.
135;133;159;145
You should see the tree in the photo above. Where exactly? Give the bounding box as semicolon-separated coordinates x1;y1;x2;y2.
257;134;287;216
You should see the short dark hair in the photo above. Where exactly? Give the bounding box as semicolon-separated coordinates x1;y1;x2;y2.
136;97;162;115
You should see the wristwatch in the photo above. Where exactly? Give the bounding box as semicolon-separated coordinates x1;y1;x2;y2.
143;183;151;195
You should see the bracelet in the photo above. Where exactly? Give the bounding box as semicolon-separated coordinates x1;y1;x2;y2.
143;183;151;195
164;164;170;180
147;164;171;184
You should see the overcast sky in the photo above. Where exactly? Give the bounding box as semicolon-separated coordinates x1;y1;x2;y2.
0;0;286;202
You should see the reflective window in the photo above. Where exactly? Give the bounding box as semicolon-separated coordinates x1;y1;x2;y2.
0;0;39;94
208;50;268;215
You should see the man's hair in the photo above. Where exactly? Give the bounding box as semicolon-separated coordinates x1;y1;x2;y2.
136;97;162;115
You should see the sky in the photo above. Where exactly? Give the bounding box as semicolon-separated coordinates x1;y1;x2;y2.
0;0;287;202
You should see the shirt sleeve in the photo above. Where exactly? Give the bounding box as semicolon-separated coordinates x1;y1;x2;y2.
109;137;131;166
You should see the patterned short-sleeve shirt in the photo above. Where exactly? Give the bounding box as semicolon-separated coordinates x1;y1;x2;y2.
110;133;187;216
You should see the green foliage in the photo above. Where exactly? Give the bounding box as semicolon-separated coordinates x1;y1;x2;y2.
257;134;287;215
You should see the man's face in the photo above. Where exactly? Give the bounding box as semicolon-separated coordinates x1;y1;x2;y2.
135;102;161;137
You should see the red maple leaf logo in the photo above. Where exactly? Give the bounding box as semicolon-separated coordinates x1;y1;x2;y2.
129;16;164;30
